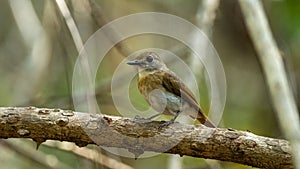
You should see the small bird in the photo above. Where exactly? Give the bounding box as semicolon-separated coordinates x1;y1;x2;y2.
127;52;215;128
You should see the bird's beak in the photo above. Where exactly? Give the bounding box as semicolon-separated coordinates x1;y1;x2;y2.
127;60;142;65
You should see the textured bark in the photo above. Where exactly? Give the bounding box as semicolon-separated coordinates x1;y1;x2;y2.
0;107;292;169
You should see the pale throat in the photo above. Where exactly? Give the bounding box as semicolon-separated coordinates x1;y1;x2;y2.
138;68;158;78
137;65;168;78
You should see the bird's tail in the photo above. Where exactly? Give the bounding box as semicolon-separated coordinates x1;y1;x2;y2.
196;110;216;128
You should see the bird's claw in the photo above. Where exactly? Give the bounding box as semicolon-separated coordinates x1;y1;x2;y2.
159;120;174;129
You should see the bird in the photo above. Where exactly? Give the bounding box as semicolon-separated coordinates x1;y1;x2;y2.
127;52;215;128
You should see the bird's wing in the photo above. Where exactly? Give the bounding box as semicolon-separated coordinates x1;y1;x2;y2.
159;71;201;111
161;71;216;127
141;71;215;127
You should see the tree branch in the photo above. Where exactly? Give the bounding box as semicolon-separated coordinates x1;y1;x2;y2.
0;107;292;169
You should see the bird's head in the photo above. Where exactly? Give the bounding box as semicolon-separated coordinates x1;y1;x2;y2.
127;52;167;72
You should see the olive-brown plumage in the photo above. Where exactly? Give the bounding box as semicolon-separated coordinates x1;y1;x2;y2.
127;52;215;127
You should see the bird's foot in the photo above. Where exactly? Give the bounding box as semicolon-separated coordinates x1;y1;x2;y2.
159;120;174;129
159;111;179;129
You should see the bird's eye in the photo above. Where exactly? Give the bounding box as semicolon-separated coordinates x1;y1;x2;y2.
146;55;154;62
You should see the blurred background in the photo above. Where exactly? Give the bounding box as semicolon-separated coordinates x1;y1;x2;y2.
0;0;299;168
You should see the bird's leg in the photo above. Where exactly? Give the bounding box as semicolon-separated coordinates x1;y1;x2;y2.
134;112;163;123
160;111;180;128
134;115;152;123
146;112;163;120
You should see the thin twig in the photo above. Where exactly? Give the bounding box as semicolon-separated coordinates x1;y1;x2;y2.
0;140;71;169
44;141;133;169
189;0;220;71
55;0;84;52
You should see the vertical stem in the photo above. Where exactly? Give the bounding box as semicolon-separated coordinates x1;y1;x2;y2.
239;1;300;168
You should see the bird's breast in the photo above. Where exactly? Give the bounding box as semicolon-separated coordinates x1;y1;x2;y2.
137;71;183;115
138;71;165;97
